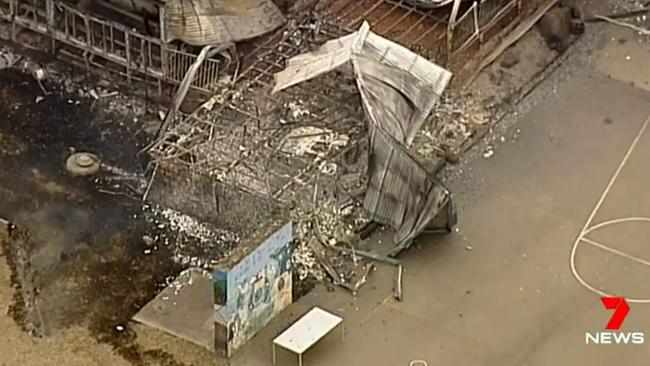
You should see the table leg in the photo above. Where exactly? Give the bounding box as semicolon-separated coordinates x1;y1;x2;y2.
299;352;303;366
272;344;276;364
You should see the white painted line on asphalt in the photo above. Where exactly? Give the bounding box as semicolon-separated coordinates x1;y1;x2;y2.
580;236;650;268
570;112;650;303
580;114;650;237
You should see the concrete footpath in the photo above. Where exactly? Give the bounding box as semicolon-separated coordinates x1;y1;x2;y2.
232;24;650;366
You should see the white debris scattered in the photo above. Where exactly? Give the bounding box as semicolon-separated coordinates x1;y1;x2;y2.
465;245;473;251
166;269;212;297
413;94;492;160
483;147;494;159
292;239;323;281
99;91;119;98
291;200;363;282
286;100;311;119
159;207;237;245
0;47;20;69
318;161;338;175
281;126;349;157
143;206;241;269
115;325;124;332
35;96;44;104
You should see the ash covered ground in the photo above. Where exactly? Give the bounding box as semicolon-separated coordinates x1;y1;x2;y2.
0;46;239;365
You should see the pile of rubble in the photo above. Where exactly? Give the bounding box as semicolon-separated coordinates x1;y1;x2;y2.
141;204;241;270
291;199;366;283
414;93;491;161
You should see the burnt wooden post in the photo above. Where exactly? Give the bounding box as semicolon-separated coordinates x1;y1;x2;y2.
46;0;56;53
447;0;462;63
125;30;132;83
83;12;91;73
473;2;481;45
10;0;16;42
158;5;167;96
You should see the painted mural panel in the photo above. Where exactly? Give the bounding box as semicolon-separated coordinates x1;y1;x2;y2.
225;221;292;353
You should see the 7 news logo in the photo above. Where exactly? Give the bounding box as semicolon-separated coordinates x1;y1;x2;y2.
585;297;644;345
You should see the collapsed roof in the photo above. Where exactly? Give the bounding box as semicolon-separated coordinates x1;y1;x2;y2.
273;22;453;249
162;0;286;46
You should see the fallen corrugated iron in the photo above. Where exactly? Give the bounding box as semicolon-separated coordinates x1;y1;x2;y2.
273;21;452;146
163;0;286;46
273;21;454;254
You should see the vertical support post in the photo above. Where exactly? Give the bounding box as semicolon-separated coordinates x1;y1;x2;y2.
10;0;16;42
63;6;68;37
474;3;482;45
71;11;76;39
101;23;106;55
447;0;462;63
140;37;146;74
46;0;55;53
84;14;91;73
159;5;168;96
125;31;132;83
109;26;114;53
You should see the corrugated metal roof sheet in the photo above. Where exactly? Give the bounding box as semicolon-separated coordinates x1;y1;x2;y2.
163;0;285;46
274;22;452;145
365;125;451;247
273;22;453;250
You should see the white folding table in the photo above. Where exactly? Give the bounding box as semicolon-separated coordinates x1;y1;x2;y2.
272;307;344;366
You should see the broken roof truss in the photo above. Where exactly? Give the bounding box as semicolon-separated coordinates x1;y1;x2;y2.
150;18;453;251
149;19;368;208
273;21;453;248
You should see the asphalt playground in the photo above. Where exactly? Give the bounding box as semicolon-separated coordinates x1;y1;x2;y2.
232;26;650;366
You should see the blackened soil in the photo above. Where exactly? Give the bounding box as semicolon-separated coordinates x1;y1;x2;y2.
0;68;187;365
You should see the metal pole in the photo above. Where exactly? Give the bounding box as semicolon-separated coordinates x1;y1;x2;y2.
272;343;276;364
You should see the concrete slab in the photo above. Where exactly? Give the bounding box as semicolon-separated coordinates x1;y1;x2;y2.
596;29;650;92
133;269;215;351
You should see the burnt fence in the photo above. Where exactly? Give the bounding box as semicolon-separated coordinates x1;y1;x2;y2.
448;0;521;55
0;0;222;94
